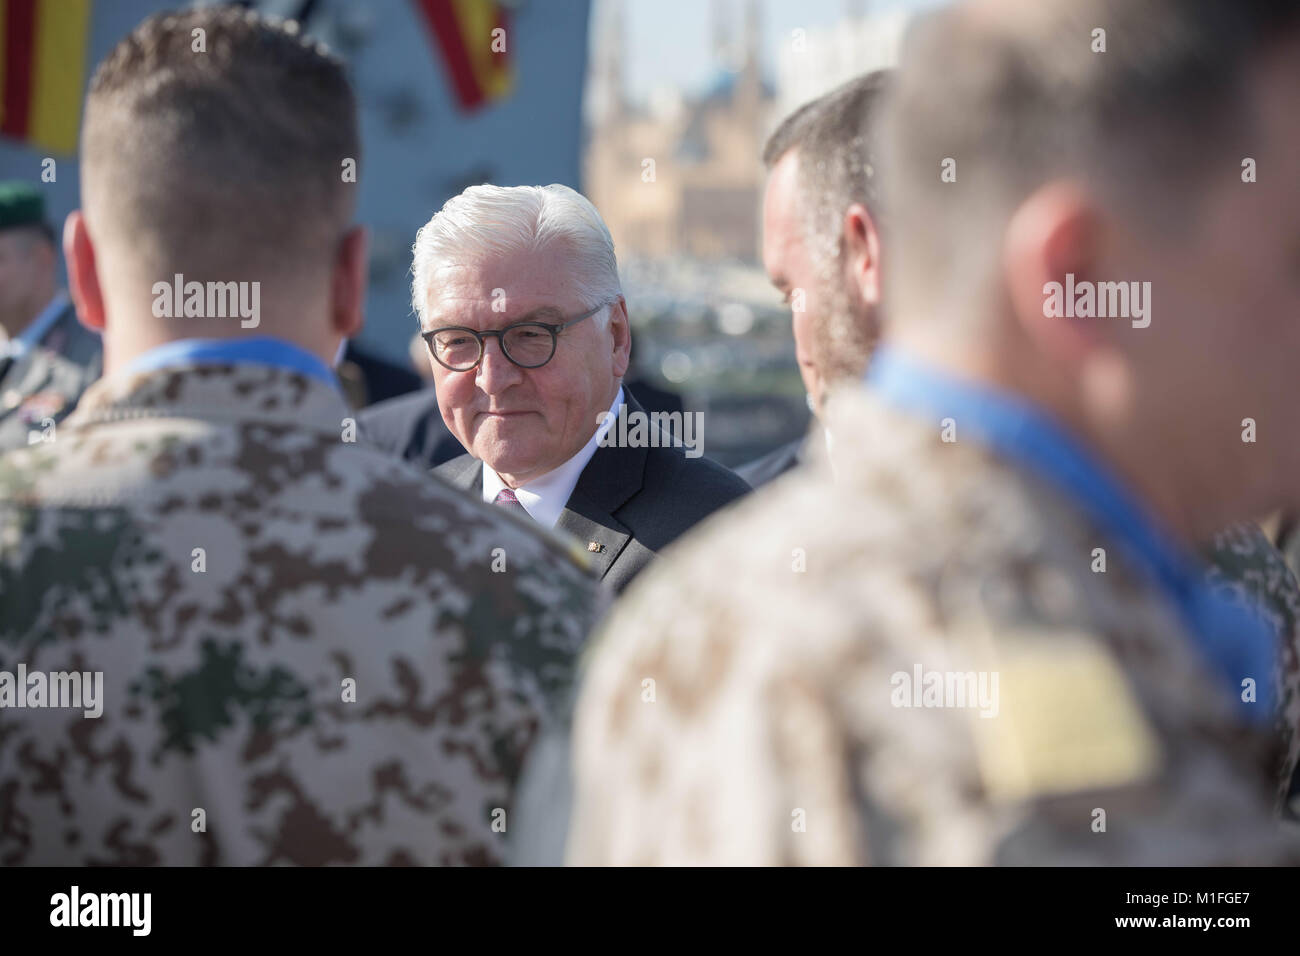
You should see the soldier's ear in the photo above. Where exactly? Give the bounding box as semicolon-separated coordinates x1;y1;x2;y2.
1002;182;1107;367
331;225;368;340
63;211;105;332
841;203;882;308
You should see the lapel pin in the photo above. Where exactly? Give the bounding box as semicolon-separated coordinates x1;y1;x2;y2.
588;541;605;554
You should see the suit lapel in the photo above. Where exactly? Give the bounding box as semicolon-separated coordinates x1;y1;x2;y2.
554;496;630;579
433;454;483;493
433;394;649;580
555;392;648;579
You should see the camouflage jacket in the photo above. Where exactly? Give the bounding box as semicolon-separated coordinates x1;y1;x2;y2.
565;389;1297;865
1204;522;1300;817
0;362;601;865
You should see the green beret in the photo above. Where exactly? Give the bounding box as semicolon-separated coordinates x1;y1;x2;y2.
0;182;47;233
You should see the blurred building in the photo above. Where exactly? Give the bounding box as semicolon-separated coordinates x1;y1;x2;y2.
773;4;908;121
585;0;773;264
0;0;593;369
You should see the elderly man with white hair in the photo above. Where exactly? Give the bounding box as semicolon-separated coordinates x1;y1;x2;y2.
392;183;749;593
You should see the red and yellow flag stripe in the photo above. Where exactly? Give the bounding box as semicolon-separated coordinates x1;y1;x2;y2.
414;0;512;112
0;0;92;154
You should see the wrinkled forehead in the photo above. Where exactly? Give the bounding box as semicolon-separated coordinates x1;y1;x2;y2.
422;249;584;327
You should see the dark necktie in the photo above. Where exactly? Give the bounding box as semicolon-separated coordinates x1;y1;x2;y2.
493;487;531;519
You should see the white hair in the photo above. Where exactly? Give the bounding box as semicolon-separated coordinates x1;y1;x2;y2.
410;183;623;328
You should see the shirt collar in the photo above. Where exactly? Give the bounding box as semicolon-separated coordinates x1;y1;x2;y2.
1;292;70;359
483;386;624;528
866;344;1275;722
118;337;339;391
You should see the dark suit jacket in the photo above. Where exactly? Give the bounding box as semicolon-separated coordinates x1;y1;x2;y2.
358;388;465;469
433;392;750;592
736;437;805;489
342;342;423;405
621;375;684;417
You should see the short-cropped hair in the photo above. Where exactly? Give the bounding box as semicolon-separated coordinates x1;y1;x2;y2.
81;7;360;278
882;0;1300;320
763;70;891;276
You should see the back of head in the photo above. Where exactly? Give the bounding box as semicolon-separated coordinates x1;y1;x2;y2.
882;0;1300;332
881;0;1300;532
81;8;360;303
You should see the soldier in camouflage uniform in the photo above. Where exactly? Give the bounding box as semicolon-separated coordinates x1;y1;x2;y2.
562;0;1300;865
0;183;103;451
0;8;601;866
567;388;1296;865
1204;523;1300;818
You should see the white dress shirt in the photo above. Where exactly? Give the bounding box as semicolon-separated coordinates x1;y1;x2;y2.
482;386;624;528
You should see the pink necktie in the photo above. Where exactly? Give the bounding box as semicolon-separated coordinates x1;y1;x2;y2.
493;487;530;517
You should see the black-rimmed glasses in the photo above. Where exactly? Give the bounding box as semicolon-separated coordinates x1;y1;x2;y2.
421;301;610;372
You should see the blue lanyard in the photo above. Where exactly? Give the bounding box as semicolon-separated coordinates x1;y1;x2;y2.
120;337;339;390
867;346;1275;721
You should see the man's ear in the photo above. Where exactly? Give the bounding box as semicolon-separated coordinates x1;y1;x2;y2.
331;225;368;339
63;211;105;332
1002;182;1105;366
841;202;883;307
609;297;631;379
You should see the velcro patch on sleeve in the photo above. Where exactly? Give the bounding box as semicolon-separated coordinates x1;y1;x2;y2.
969;634;1162;803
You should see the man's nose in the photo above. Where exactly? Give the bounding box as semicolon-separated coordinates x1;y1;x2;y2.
475;336;522;393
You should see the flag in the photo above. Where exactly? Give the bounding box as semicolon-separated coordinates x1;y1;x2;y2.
414;0;513;112
0;0;92;155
